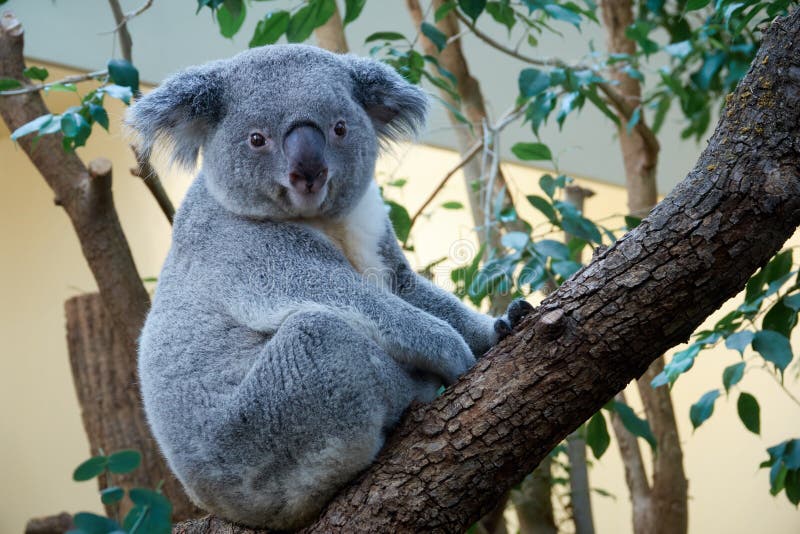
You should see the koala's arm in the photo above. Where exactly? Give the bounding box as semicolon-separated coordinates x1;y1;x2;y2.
378;226;499;356
232;262;476;386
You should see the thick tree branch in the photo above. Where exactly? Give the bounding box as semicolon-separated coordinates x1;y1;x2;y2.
176;10;800;531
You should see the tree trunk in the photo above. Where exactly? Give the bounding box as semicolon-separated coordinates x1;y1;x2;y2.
313;1;348;53
600;3;689;533
0;12;199;521
66;293;202;520
175;11;800;531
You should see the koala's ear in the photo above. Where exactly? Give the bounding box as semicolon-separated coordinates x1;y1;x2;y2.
347;57;428;143
125;63;225;170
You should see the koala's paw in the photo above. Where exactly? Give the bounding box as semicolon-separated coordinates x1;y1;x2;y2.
494;299;534;340
436;331;476;386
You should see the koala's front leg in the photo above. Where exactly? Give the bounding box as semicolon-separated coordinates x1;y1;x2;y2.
493;298;535;340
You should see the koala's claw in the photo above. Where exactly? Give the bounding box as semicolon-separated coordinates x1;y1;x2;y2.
494;299;534;340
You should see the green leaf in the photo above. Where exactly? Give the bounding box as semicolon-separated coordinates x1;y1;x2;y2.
61;112;92;148
737;392;760;435
527;195;558;224
343;0;367;25
518;68;550;99
458;0;486;22
511;142;552;161
686;0;710;10
89;104;110;131
385;200;411;242
763;299;798;338
441;201;463;210
100;84;133;105
543;4;581;27
539;174;557;198
72;512;121;534
73;455;108;481
485;1;516;31
124;488;172;534
287;3;317;42
46;82;77;93
624;215;642;229
250;11;290;47
365;31;407;43
560;211;602;244
10;114;53;141
312;0;337;26
626;107;641;135
752;330;793;372
23;66;49;81
421;22;448;52
690;389;720;430
586;412;610;459
725;330;753;355
107;449;142;474
551;260;582;280
611;401;656;450
217;0;247;38
533;239;570;261
435;2;456;22
722;362;745;393
0;77;21;90
107;59;139;92
502;231;529;251
100;486;125;505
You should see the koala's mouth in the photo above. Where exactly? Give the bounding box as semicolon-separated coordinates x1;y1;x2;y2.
287;181;329;217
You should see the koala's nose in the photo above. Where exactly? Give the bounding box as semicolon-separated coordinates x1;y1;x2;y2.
283;123;328;195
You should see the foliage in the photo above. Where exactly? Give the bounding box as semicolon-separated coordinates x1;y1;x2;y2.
69;449;173;534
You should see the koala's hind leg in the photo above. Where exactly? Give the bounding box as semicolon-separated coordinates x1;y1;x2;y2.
203;310;428;530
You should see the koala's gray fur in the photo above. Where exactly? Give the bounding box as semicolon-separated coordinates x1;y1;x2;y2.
129;44;529;530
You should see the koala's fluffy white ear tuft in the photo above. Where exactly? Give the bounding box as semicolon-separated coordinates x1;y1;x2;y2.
125;63;225;170
347;56;429;144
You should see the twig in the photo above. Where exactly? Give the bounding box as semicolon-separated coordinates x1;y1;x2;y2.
453;8;659;154
130;146;175;224
103;0;155;35
108;0;134;62
404;139;483;246
0;69;107;96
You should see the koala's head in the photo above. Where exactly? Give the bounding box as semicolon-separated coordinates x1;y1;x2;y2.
126;45;428;220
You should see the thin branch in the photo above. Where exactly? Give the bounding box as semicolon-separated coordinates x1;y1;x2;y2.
103;0;155;35
0;69;107;96
610;393;651;504
405;139;483;245
108;0;134;62
453;8;659;154
129;146;175;224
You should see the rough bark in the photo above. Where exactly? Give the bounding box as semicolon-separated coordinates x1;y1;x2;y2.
600;3;689;534
66;293;202;520
0;12;198;521
313;2;348;53
176;11;800;531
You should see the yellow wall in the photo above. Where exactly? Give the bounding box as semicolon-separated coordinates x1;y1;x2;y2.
1;65;798;533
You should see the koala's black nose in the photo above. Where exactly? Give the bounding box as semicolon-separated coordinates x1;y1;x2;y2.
283;123;328;195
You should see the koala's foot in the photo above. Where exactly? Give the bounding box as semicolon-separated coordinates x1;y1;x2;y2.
494;299;534;340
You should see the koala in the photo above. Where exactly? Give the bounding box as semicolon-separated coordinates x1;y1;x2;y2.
129;44;532;530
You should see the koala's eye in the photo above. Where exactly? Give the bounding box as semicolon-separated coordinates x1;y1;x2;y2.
249;132;267;148
333;121;347;137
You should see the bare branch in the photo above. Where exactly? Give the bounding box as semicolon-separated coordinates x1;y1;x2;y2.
108;0;133;62
313;3;349;53
129;146;175;224
610;393;651;514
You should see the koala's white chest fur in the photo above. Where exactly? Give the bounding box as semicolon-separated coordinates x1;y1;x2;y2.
303;182;388;277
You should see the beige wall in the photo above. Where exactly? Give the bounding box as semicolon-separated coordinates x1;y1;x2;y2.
1;65;798;533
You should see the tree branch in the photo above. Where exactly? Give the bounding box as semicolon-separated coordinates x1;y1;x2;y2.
452;8;658;157
130;146;175;224
177;11;800;531
610;392;651;526
108;0;133;62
